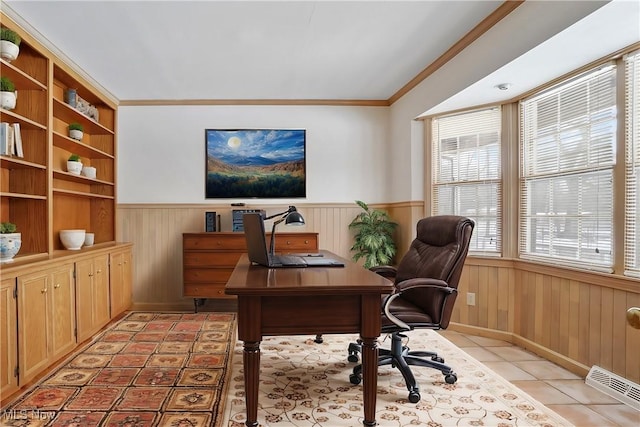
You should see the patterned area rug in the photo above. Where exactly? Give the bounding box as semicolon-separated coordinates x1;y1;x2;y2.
0;312;236;427
222;331;574;427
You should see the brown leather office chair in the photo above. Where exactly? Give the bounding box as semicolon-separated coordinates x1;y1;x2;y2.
347;215;474;403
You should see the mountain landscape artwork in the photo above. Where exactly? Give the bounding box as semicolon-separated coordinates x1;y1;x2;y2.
206;129;306;198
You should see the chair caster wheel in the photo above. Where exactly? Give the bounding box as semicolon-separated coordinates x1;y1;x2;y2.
349;373;362;385
431;355;444;363
444;373;457;384
347;354;359;363
408;391;421;403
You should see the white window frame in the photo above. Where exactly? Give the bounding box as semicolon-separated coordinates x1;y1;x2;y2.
431;107;502;255
624;50;640;277
519;64;617;271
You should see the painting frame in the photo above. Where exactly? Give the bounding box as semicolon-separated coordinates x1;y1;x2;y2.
205;128;307;199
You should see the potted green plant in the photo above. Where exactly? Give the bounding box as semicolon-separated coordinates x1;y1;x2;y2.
0;222;21;263
0;76;16;110
0;28;21;62
67;153;83;175
68;122;84;141
349;200;397;268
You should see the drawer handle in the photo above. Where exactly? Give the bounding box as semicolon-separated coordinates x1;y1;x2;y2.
286;241;291;245
305;240;309;244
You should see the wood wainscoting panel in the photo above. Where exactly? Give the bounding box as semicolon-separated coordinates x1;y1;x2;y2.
117;202;418;310
454;257;640;383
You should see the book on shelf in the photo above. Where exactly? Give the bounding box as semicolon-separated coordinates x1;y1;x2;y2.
13;123;23;158
0;122;7;155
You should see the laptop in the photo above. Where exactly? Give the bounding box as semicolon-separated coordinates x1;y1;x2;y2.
242;213;344;268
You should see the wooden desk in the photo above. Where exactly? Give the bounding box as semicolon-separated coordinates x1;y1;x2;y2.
225;251;394;427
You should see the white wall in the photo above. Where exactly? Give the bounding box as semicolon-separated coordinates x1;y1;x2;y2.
117;104;389;204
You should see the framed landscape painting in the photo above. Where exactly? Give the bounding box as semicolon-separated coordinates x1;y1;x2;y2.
205;129;306;198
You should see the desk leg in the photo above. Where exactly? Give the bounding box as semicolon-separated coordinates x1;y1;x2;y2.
360;337;378;426
243;340;260;427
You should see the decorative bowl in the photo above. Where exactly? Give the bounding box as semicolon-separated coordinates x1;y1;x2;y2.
60;229;86;250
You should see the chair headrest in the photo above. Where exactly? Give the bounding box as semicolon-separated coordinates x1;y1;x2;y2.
416;215;473;247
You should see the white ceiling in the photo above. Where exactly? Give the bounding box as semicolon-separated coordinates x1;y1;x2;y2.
3;0;639;109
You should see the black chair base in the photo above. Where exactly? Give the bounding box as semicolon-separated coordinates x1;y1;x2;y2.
348;332;457;403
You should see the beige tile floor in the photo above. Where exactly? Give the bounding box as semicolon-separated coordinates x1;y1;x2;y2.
440;330;640;427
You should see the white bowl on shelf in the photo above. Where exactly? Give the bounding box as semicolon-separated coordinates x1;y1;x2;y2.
60;229;86;250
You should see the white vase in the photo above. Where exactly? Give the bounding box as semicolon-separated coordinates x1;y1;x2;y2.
82;166;96;179
0;91;16;110
67;160;83;175
0;233;21;263
69;129;83;141
0;40;19;62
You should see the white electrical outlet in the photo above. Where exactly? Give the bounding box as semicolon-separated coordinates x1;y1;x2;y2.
467;292;476;306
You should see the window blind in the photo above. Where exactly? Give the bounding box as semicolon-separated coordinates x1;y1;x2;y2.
432;107;501;254
520;65;616;270
624;50;640;277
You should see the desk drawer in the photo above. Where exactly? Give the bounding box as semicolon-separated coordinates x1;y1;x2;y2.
183;252;242;267
184;234;247;250
184;283;232;298
184;268;234;283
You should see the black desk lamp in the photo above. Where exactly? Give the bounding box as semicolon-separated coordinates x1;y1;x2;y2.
264;206;305;257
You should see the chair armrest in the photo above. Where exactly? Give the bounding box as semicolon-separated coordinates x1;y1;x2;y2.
394;278;456;295
382;278;457;331
369;265;397;279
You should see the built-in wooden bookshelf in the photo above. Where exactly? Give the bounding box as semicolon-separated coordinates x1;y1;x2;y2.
0;12;131;401
0;12;118;260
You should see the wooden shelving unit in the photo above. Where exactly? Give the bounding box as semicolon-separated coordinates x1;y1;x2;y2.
0;12;132;400
0;12;118;258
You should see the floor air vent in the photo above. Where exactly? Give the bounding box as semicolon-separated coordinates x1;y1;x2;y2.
585;365;640;411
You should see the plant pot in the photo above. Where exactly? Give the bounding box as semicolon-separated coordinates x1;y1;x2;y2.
69;129;83;141
67;160;83;175
0;40;19;62
0;90;16;110
0;232;21;263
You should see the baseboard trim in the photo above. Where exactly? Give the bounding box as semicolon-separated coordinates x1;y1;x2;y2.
448;322;514;343
130;302;195;312
448;322;590;379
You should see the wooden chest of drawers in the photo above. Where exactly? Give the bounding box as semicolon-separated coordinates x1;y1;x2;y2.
182;232;318;299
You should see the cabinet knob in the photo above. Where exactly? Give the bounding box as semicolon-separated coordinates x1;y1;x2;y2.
88;273;94;277
54;284;60;289
41;288;47;293
305;240;309;244
96;269;102;274
286;241;291;245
